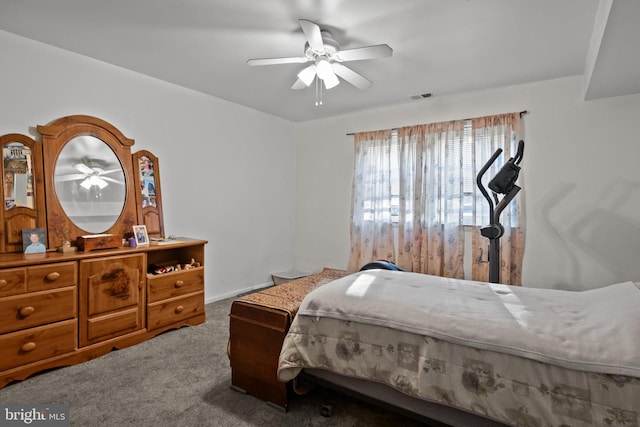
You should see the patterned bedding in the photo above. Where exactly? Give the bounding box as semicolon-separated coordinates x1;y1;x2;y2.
278;272;640;427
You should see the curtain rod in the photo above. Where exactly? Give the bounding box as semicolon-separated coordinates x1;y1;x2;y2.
345;110;528;136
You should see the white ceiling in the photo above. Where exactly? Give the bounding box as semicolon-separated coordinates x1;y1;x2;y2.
0;0;638;122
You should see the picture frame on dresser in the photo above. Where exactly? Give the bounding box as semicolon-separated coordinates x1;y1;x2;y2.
133;225;149;246
22;227;46;254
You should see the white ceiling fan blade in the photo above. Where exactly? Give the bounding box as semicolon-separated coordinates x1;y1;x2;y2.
101;168;123;175
335;44;393;62
299;19;324;52
101;176;125;185
74;163;94;175
291;79;308;90
332;63;372;89
247;56;309;66
56;173;88;182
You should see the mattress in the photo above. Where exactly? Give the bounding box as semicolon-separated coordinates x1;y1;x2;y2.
278;271;640;426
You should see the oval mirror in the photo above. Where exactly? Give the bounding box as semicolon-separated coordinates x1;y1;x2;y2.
54;135;126;233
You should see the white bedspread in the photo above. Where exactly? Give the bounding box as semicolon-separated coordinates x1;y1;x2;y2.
297;270;640;377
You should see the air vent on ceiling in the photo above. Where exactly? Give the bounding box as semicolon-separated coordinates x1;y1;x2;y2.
410;93;433;100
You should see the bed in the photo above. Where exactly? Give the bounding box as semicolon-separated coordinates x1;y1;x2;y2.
277;269;640;427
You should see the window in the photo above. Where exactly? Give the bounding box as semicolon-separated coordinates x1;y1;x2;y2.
359;121;517;227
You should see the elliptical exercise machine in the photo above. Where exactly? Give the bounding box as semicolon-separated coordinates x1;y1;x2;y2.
476;140;525;283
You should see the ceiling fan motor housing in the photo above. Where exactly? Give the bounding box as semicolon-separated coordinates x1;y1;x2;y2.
304;31;339;60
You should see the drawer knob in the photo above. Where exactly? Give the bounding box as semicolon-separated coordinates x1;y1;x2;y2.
174;280;184;288
175;305;184;314
21;342;37;352
0;279;6;287
46;272;61;281
19;306;36;317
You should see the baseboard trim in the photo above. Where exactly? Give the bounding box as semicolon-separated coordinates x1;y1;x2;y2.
205;280;274;304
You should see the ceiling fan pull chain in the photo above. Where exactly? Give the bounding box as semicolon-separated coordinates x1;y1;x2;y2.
315;75;323;106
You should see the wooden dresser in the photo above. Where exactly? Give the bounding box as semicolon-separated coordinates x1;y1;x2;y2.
0;238;206;389
228;268;347;410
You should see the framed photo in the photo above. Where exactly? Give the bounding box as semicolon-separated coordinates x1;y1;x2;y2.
23;228;46;254
133;225;149;246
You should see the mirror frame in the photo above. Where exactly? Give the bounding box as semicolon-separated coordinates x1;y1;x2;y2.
0;133;46;253
38;115;138;249
132;150;165;238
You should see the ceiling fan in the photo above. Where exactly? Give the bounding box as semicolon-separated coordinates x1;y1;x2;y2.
56;161;124;190
247;19;392;98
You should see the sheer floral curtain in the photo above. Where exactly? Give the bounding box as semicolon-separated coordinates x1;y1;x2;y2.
471;113;524;285
348;113;525;284
348;130;397;272
396;123;466;278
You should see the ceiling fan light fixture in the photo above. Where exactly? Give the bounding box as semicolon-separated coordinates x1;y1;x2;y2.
316;58;339;89
80;178;91;190
80;175;108;190
315;58;332;80
297;64;317;86
96;178;108;190
323;70;340;89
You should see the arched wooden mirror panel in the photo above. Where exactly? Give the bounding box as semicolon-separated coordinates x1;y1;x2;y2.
132;150;164;238
38;115;138;249
0;133;46;253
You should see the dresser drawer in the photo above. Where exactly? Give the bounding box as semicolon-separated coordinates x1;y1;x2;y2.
85;307;141;345
0;267;27;298
147;268;204;303
0;287;76;334
147;292;204;331
27;262;77;292
0;319;76;372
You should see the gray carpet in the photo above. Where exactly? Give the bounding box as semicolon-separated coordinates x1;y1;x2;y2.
0;298;428;426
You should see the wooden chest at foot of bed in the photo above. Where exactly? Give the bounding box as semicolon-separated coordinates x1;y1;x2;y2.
228;268;347;410
229;302;291;409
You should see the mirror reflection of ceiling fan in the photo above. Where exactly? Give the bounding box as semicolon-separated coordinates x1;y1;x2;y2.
56;161;124;190
247;19;392;103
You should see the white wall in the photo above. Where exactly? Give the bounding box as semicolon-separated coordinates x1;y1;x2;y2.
5;29;640;296
0;30;297;302
294;76;640;291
